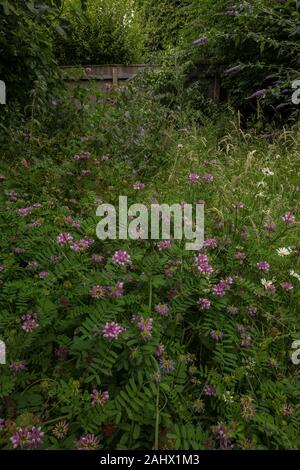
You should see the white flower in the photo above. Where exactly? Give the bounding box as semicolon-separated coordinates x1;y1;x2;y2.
261;278;273;289
289;270;300;282
276;247;292;257
261;167;274;176
257;180;267;188
223;391;234;403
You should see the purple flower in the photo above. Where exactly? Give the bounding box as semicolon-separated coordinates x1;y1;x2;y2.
247;89;267;99
57;233;73;245
90;285;106;299
10;428;32;448
203;172;214;183
203;238;218;249
38;271;49;279
9;360;27;372
257;261;270;272
90;389;109;406
112;250;131;266
248;306;258;317
210;329;224;341
18;207;32;217
235;251;246;263
73;150;91;161
281;282;293;291
203;384;217;397
159;357;175;373
212;279;231;297
137;317;153;340
21;313;38;333
264;223;276;232
155;343;165;357
0;418;4;430
154;303;169;316
91;254;104;263
282;212;295;224
197;298;211;310
226;305;239;315
51;255;60;265
52;420;68;439
224;65;241;75
102;322;125;341
108;282;124;298
133;181;145;190
76;434;100;450
192;36;207;46
157;240;171;250
188;172;200;183
276;103;289;110
70;238;94;252
195;252;214;275
10;426;44;449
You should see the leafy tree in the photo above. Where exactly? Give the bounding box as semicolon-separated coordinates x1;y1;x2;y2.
55;0;145;65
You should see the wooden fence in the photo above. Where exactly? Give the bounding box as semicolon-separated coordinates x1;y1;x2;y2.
60;63;224;101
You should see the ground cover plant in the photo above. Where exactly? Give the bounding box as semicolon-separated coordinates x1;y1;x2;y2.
0;78;300;449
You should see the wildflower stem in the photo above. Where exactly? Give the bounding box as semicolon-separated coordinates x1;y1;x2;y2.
154;382;160;450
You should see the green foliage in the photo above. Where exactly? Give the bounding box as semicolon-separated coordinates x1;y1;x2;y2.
0;0;62;117
0;77;300;450
55;0;145;65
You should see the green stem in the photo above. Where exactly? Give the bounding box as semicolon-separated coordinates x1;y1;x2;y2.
149;277;152;310
154;382;160;450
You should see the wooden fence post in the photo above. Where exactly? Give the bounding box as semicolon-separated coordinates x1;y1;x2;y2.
112;67;118;88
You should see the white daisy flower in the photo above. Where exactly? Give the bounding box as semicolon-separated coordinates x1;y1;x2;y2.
276;247;292;257
261;167;274;176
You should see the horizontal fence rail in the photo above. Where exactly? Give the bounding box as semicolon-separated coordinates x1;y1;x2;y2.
60;63;224;101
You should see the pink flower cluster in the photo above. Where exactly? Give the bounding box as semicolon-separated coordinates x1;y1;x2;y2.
203;238;218;249
73;150;91;161
70;238;94;252
197;298;211;310
102;322;125;340
21;313;39;333
90;389;109;406
154;303;169;316
18;206;33;217
90;285;106;299
108;282;124;298
64;215;81;229
212;277;233;297
137;317;153;340
133;181;145;190
257;260;270;272
195;252;214;274
157;240;171;250
57;232;74;245
10;426;44;449
188;173;200;183
76;433;99;450
112;250;131;266
282;212;295;224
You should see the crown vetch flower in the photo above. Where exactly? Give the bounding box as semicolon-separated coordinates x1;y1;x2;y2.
90;285;106;299
57;232;73;245
102;322;125;341
197;298;211;310
52;420;69;439
154;303;169;316
76;434;100;450
91;389;109;406
112;250;131;266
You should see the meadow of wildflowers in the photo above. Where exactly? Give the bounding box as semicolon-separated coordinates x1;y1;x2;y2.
0;73;300;451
